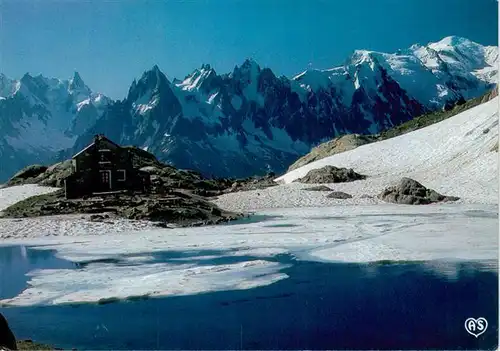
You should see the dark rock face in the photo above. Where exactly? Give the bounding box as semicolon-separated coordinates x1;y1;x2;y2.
296;166;367;184
0;313;17;351
378;178;460;205
327;191;353;199
303;185;332;191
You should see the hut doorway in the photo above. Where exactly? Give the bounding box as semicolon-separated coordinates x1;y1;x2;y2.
99;170;112;190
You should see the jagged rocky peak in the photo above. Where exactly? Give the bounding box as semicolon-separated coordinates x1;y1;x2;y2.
176;64;218;92
69;71;86;90
20;72;45;87
128;65;171;101
68;72;92;103
232;58;261;80
0;73;16;97
141;64;166;85
17;73;52;102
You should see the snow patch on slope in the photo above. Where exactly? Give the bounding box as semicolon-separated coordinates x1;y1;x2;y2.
277;97;498;204
0;185;60;212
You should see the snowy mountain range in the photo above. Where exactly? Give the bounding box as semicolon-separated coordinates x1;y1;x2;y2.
0;72;111;181
1;36;497;180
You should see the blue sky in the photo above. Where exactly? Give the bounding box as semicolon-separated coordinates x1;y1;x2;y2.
1;0;497;99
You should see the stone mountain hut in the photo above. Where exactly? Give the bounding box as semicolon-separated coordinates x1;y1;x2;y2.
64;135;151;199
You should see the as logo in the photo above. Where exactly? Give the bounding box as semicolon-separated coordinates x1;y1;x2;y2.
464;317;488;338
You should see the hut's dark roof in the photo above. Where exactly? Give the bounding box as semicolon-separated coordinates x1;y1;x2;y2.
72;135;121;159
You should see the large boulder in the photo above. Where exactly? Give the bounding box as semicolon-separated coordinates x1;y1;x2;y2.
295;166;367;184
327;191;353;199
0;313;17;350
303;185;332;192
378;178;460;205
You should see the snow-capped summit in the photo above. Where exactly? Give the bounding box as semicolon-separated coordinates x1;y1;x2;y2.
175;64;217;93
349;50;377;66
428;35;492;68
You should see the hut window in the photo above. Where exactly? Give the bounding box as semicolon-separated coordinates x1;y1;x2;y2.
117;169;126;181
99;150;112;163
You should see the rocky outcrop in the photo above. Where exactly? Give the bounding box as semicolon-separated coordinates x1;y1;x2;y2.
378;178;460;205
7;165;48;186
3;146;252;227
288;134;377;171
295;166;367;184
326;191;353;199
0;313;17;351
1;189;243;227
7;160;73;188
225;173;279;193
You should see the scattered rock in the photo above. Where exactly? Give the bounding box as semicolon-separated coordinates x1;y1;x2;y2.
360;194;374;199
89;214;110;222
0;313;17;350
491;142;498;152
326;191;353;199
378;178;460;205
296;166;367;184
225;176;278;193
303;185;332;192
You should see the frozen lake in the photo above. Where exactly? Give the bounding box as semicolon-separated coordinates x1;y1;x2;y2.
1;245;498;350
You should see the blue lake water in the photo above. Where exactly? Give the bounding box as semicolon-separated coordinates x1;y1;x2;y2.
0;245;498;350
